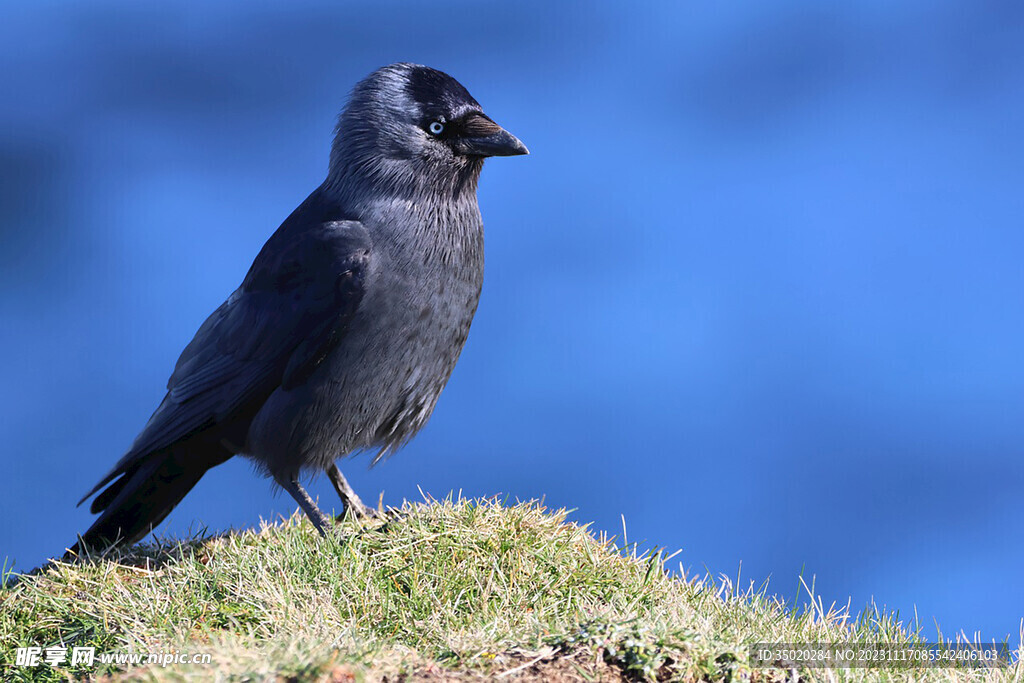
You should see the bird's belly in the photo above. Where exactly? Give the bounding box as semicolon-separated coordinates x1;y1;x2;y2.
246;263;481;477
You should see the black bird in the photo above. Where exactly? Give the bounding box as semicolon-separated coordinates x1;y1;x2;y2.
71;63;527;554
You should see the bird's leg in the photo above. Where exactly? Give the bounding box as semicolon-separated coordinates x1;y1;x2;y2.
327;463;377;520
275;474;330;537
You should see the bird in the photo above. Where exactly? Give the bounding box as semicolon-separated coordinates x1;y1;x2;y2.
70;63;528;555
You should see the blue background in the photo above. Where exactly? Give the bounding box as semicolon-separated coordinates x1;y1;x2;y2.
2;1;1022;642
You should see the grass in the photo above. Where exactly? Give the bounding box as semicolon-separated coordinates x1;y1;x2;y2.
0;495;1019;681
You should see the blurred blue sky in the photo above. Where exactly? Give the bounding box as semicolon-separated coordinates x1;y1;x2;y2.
2;0;1023;642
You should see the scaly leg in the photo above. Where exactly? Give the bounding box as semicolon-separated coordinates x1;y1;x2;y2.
327;463;378;520
275;474;330;537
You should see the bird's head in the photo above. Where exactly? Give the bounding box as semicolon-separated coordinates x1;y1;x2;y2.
328;63;527;199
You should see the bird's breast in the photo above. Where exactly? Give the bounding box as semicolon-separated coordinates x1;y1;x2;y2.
256;206;485;472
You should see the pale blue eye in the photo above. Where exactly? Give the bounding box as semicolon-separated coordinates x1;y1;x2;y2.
428;121;444;135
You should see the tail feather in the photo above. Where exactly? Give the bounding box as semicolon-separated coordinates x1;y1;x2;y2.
89;468;133;514
69;445;232;557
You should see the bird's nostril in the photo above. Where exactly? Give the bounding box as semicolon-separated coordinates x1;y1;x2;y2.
461;112;504;137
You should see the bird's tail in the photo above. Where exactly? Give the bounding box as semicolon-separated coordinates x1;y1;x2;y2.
68;445;232;558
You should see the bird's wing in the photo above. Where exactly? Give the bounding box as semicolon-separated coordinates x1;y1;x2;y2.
79;220;371;504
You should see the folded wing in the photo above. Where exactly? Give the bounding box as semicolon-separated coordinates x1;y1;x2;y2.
79;220;372;507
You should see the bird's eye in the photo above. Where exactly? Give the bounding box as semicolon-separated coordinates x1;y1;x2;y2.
428;121;445;135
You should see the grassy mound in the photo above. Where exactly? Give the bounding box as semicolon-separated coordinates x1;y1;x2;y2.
1;497;1018;681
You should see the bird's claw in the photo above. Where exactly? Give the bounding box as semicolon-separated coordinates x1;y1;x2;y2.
342;500;379;521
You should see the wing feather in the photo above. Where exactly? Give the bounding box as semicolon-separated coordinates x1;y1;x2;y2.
79;220;371;505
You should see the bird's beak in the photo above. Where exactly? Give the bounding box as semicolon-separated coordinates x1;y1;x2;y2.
454;113;529;157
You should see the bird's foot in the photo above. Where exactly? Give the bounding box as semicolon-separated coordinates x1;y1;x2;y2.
327;462;395;523
341;498;380;521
